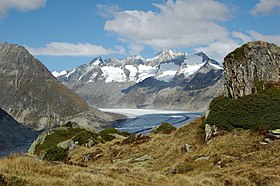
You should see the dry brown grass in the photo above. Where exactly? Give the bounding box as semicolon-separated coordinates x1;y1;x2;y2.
1;117;280;185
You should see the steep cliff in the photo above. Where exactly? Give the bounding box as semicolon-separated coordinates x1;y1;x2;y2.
224;41;280;99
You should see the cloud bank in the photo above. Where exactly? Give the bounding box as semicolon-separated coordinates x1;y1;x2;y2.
0;0;46;18
104;0;230;50
26;42;119;57
251;0;280;16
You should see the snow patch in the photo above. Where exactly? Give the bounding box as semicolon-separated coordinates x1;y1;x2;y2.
125;65;138;82
137;64;157;82
66;69;76;78
101;66;127;83
209;62;223;69
52;70;67;77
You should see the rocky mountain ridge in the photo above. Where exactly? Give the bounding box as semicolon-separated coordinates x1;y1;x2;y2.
0;42;115;131
55;50;223;111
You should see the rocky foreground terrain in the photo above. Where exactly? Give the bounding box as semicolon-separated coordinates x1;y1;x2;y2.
0;42;117;131
0;41;279;185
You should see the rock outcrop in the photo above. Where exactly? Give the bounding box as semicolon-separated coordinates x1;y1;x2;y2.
224;41;280;99
0;42;114;130
205;41;280;131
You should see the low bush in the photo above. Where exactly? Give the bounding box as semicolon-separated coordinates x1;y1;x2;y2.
152;123;176;134
73;130;99;146
205;87;280;131
43;146;68;162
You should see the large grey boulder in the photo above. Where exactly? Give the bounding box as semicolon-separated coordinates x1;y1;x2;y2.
224;41;280;99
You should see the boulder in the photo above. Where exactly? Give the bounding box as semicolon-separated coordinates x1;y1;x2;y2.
269;129;280;139
57;139;76;150
223;41;280;99
184;144;192;152
205;124;218;141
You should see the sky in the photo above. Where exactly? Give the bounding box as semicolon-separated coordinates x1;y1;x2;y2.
0;0;280;71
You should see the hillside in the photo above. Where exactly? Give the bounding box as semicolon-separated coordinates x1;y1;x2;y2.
0;118;279;185
55;51;223;111
0;42;115;130
0;108;37;156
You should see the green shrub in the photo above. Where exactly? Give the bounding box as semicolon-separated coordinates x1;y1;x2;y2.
43;146;68;162
72;130;99;146
99;128;131;142
152;123;176;134
35;128;82;155
205;88;280;131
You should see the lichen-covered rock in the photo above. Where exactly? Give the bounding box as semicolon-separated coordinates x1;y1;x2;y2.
224;41;280;99
57;139;76;150
205;124;217;141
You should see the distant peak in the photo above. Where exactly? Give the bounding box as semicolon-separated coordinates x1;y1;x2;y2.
158;49;174;56
89;56;103;66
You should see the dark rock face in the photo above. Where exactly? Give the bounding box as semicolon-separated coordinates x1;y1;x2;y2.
0;107;37;156
0;42;111;130
224;41;280;99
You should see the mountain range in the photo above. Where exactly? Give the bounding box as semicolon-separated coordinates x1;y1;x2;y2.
55;50;223;111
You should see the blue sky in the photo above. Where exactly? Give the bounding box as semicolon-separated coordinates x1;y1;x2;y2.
0;0;280;71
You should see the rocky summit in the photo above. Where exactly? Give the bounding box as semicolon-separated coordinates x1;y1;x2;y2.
224;41;280;99
0;42;114;131
55;51;223;111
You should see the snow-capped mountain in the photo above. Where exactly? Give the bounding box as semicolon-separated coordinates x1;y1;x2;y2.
54;50;223;111
54;50;221;83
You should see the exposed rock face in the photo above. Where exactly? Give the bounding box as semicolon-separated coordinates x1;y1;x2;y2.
0;42;113;130
224;41;280;99
56;51;223;111
0;107;37;156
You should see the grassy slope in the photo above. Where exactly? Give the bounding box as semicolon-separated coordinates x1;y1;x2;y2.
0;117;280;186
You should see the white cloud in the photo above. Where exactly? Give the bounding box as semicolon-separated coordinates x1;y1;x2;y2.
104;0;230;49
195;40;239;63
96;4;121;18
0;0;46;18
26;42;118;57
248;30;280;45
232;31;280;46
251;0;280;16
128;43;145;55
232;31;252;43
199;30;280;62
